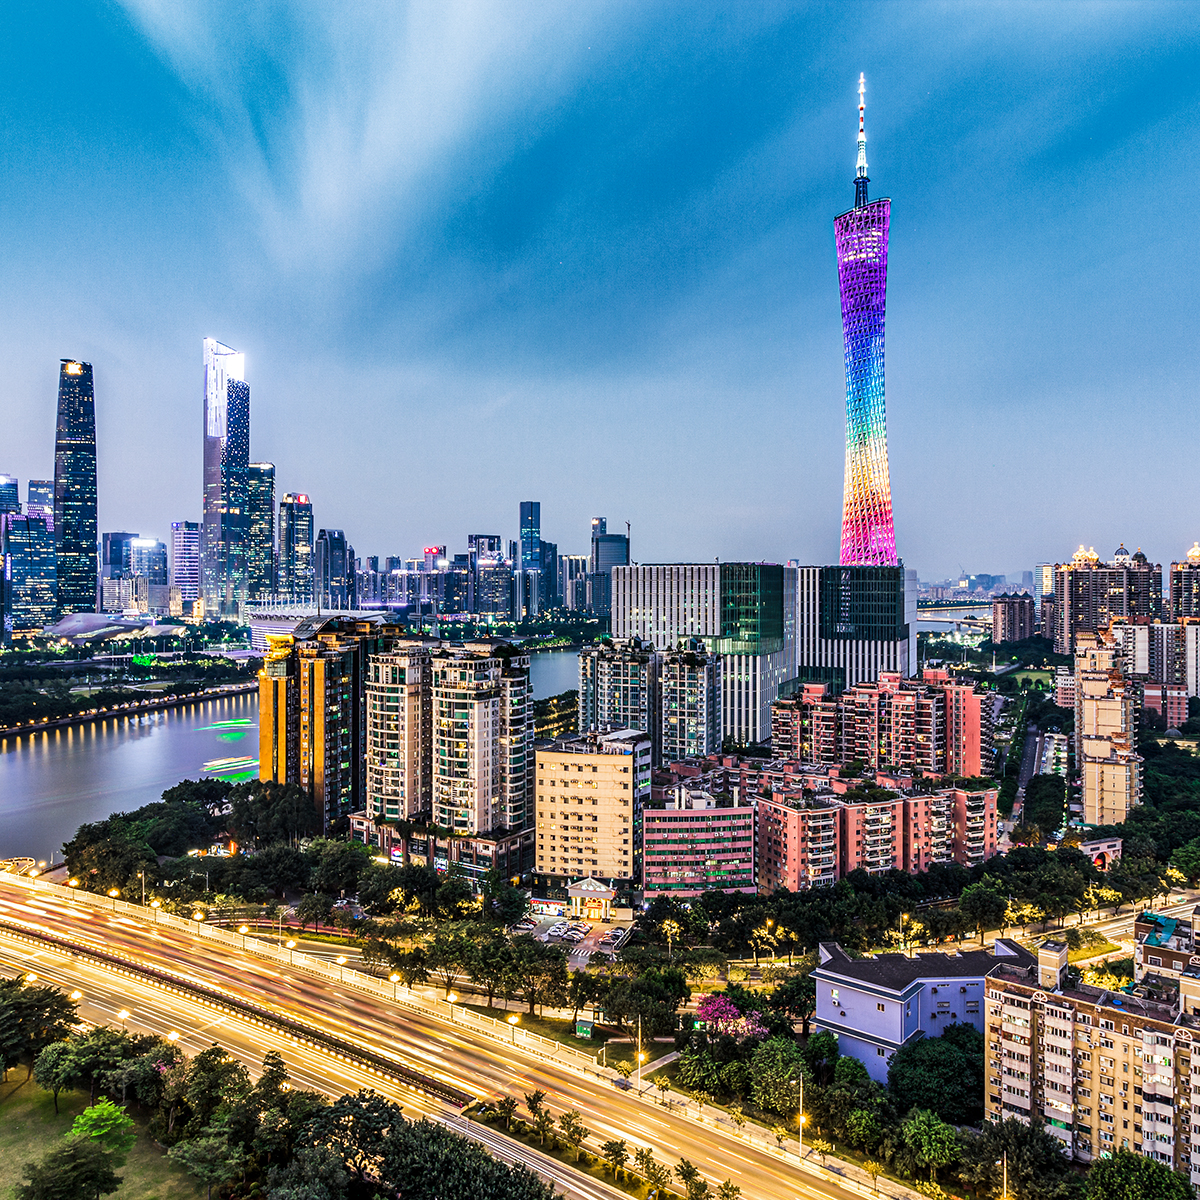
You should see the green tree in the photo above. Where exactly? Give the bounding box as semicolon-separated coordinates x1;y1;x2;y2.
902;1109;958;1183
955;1117;1083;1200
772;972;816;1037
35;1040;82;1114
1170;837;1200;884
507;935;569;1015
749;1037;805;1115
1086;1148;1191;1199
888;1029;982;1124
295;893;335;931
557;1109;589;1161
864;1160;884;1193
531;1109;556;1147
496;1096;518;1130
0;976;79;1079
70;1100;137;1165
523;1088;546;1117
302;1089;404;1183
16;1137;122;1200
959;879;1010;944
600;1139;628;1174
845;1108;883;1152
306;839;373;896
168;1136;246;1200
716;1183;741;1200
425;925;476;996
811;1139;832;1166
632;1146;657;1181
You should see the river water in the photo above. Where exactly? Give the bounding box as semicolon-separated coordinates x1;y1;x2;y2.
0;650;579;861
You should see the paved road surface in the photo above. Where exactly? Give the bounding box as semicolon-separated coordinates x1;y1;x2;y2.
0;881;886;1200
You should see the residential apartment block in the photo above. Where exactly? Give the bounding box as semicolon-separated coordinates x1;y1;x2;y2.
992;594;1035;644
534;729;651;887
1052;545;1162;654
642;787;756;897
1075;630;1142;825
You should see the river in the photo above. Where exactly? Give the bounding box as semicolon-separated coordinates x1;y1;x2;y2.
0;650;579;861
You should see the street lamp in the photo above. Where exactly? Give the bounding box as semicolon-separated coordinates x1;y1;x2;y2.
117;1009;130;1031
69;990;82;1001
336;954;347;982
137;871;146;906
447;991;458;1021
238;924;250;948
793;1075;806;1157
389;972;400;1000
24;972;37;983
150;899;161;923
167;1031;180;1043
508;1013;520;1042
108;888;120;900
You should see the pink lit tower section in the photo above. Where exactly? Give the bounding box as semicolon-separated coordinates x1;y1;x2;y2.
836;74;897;567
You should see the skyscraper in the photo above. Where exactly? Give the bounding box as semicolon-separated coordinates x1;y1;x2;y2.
0;475;19;514
519;501;541;572
27;481;54;531
171;521;201;602
53;360;98;613
315;528;353;609
201;338;250;618
246;462;276;600
278;494;314;603
836;76;896;568
2;514;56;635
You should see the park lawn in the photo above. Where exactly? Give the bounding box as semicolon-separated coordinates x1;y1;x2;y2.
1069;938;1121;963
463;1004;610;1057
1013;670;1052;687
0;1079;203;1200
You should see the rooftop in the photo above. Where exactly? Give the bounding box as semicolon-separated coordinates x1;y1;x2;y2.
815;939;1035;989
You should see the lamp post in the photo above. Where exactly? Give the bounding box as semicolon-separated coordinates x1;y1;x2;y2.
336;954;347;982
447;992;458;1022
150;899;161;923
286;938;296;965
508;1013;520;1042
67;878;79;903
389;972;400;1000
636;1013;644;1091
117;1008;130;1032
138;871;145;906
794;1075;806;1158
238;924;250;948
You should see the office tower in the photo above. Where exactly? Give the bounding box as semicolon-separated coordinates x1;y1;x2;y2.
129;538;168;583
578;637;660;754
558;555;588;610
365;645;433;823
245;463;275;601
659;638;722;762
53;359;98;614
1033;562;1053;616
519;501;541;572
1052;545;1162;654
474;553;513;618
1075;630;1141;825
258;615;397;830
201;338;250;618
277;494;314;603
1170;542;1200;619
430;642;532;834
1;514;56;635
836;76;896;567
794;564;917;691
101;532;137;581
0;476;19;513
613;562;795;745
171;521;201;602
589;516;630;620
534;729;650;887
26;481;53;531
540;539;559;609
992;593;1035;643
315;528;353;609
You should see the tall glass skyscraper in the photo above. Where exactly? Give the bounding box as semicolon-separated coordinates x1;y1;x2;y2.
836;76;897;568
171;520;201;602
53;360;98;613
27;481;54;530
0;475;19;514
201;338;250;618
246;462;276;600
2;514;57;634
519;501;541;572
278;493;314;602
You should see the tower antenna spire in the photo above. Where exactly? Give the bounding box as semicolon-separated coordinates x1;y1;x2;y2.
855;72;870;208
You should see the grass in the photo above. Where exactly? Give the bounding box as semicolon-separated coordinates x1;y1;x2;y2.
463;1004;612;1058
0;1078;203;1200
1068;938;1121;963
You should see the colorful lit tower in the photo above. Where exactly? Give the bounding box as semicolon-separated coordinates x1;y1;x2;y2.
836;74;896;567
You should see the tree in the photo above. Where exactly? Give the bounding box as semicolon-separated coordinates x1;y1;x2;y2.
845;1109;883;1152
168;1136;246;1200
1086;1148;1191;1199
772;973;816;1037
655;1075;672;1104
633;1146;657;1181
302;1089;403;1183
425;926;476;996
600;1138;628;1174
557;1110;589;1161
811;1139;832;1166
717;1183;741;1200
959;879;1009;945
496;1096;518;1130
566;969;598;1025
801;1029;840;1085
16;1136;122;1200
864;1160;884;1192
0;976;79;1079
266;1145;349;1200
306;839;373;897
749;1037;805;1115
507;935;569;1015
71;1100;137;1165
955;1118;1083;1200
902;1109;958;1183
1170;837;1200;884
296;893;335;931
888;1029;982;1125
468;930;514;1008
34;1040;83;1114
531;1109;556;1147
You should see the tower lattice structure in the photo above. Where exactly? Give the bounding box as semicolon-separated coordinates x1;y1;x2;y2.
836;74;897;567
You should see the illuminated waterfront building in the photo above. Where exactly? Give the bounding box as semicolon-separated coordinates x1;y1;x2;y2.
246;463;275;601
171;521;201;602
277;494;314;603
53;359;98;614
26;481;53;531
201;339;250;618
836;75;896;568
1;514;56;636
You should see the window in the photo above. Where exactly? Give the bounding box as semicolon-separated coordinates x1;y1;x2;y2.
877;1047;885;1056
878;1003;886;1012
831;989;839;1004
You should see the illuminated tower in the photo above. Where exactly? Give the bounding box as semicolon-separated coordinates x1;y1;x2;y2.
836;75;896;567
53;360;98;613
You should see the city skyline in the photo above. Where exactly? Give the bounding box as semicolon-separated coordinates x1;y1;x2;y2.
2;5;1199;579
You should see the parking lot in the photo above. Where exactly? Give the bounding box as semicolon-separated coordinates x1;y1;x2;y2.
510;914;633;962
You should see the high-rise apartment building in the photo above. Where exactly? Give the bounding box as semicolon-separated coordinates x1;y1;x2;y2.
992;594;1035;643
642;787;757;897
1169;542;1200;620
246;463;275;601
659;638;723;763
1108;618;1200;700
1;514;56;635
277;494;314;603
430;642;532;834
1075;630;1142;826
258;616;398;830
201;339;250;618
1052;545;1162;654
534;729;650;887
794;564;917;691
171;521;201;602
364;644;433;824
837;76;896;568
612;562;795;745
53;359;98;614
26;481;53;530
578;637;659;752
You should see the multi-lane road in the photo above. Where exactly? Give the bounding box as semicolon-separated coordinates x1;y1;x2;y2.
0;881;887;1200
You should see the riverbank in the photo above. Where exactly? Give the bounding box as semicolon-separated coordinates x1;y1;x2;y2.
0;680;258;741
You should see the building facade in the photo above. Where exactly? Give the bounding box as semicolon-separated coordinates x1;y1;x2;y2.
278;493;314;603
1052;545;1162;654
578;637;659;753
364;644;433;824
171;521;201;602
659;639;723;763
642;787;756;897
1075;631;1142;826
246;462;275;601
1169;543;1200;620
1;514;56;635
53;359;98;614
315;528;354;610
534;729;650;886
992;594;1035;643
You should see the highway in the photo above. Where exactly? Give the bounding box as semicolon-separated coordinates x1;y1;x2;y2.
0;881;886;1200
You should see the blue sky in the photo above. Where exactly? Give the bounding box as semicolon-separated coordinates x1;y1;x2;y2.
2;1;1198;580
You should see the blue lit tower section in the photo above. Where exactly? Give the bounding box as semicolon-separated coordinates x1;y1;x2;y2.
201;338;250;617
836;75;897;568
53;360;99;613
